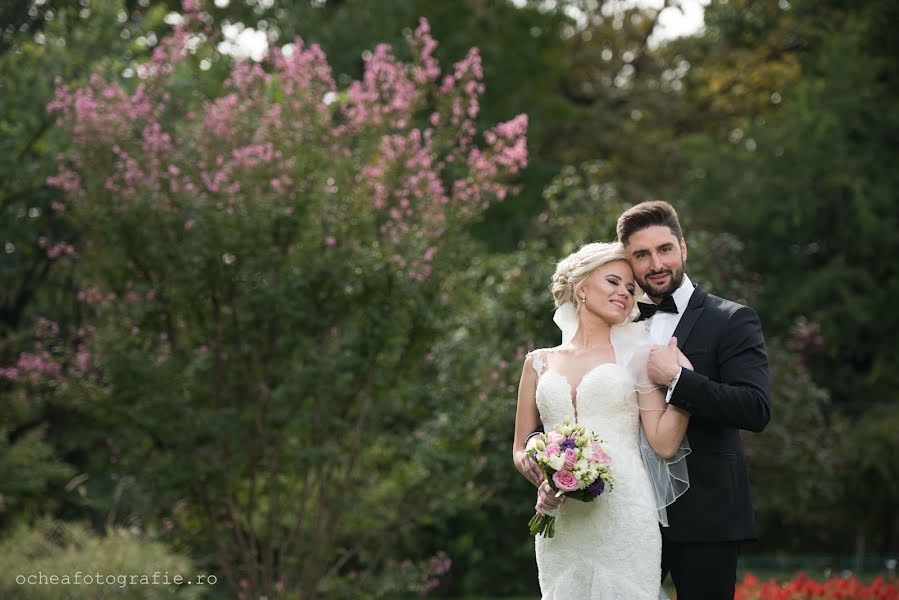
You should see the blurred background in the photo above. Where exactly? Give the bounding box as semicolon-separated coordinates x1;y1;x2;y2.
1;0;897;598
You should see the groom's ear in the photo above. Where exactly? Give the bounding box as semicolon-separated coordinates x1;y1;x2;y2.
680;237;688;262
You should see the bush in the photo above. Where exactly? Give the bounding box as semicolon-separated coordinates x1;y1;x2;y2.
0;519;210;599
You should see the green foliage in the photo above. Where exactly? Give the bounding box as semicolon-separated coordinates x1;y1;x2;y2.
0;0;172;537
681;1;899;408
838;404;899;552
741;344;841;550
680;0;899;554
0;427;75;524
0;519;209;599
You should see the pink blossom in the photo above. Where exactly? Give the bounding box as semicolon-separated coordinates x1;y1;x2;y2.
35;317;60;338
46;241;77;260
545;442;561;457
74;350;90;373
46;168;81;195
45;16;528;287
15;351;62;384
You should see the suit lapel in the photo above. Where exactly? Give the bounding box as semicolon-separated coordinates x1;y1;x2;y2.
672;285;706;347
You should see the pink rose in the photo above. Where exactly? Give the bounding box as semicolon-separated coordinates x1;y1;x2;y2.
553;470;580;492
546;432;565;445
545;442;561;457
564;448;578;469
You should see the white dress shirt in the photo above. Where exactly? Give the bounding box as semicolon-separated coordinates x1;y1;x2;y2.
640;273;694;401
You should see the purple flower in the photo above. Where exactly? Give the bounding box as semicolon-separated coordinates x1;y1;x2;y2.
560;438;576;451
586;478;605;498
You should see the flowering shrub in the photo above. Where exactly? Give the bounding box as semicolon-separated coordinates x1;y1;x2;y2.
39;4;526;598
731;572;899;600
46;14;526;284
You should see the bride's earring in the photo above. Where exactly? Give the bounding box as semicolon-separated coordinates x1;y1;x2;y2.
580;295;586;304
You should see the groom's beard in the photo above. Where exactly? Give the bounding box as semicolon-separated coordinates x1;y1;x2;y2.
639;261;685;299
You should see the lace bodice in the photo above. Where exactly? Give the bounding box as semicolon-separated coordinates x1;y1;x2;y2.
530;354;640;453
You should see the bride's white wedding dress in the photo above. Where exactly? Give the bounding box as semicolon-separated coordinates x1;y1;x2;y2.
529;339;666;599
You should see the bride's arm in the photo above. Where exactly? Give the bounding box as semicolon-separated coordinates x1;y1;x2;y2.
513;356;544;487
638;386;690;459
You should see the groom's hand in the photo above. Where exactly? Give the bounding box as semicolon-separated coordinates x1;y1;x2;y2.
515;449;544;487
647;337;681;387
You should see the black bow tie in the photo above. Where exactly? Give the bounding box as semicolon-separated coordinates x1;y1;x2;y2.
636;295;678;321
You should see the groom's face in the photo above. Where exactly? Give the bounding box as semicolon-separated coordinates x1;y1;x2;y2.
624;225;687;300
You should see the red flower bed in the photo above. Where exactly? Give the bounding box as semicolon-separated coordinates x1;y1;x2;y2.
731;572;899;600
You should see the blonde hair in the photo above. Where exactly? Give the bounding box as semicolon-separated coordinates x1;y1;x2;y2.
551;242;629;308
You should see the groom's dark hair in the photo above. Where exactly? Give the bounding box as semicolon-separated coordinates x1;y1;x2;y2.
616;200;683;246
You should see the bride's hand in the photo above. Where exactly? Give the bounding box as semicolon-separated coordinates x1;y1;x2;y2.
516;450;544;487
677;349;694;371
535;480;564;514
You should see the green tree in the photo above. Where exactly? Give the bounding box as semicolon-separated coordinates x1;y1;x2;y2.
46;11;528;597
680;0;899;553
0;0;168;533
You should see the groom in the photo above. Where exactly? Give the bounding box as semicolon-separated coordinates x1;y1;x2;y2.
617;200;771;599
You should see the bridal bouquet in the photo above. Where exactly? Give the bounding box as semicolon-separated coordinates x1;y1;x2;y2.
528;416;613;538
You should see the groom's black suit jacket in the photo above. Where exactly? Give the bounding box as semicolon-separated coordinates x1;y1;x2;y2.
663;285;771;543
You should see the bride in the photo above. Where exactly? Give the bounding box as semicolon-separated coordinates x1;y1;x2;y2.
513;242;692;599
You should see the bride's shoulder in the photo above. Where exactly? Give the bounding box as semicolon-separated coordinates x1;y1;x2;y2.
524;346;560;361
525;346;564;372
526;345;565;358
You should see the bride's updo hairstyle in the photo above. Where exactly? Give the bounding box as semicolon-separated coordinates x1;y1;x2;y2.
551;242;629;309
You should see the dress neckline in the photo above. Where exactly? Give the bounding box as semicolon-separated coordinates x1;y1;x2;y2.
539;362;621;421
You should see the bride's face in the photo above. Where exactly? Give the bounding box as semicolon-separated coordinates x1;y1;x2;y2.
577;260;637;325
